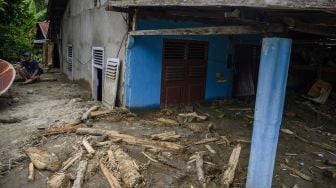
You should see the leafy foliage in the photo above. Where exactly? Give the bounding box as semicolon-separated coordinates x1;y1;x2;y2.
0;0;46;62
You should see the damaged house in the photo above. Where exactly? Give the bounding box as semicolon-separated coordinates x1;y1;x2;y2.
41;0;336;187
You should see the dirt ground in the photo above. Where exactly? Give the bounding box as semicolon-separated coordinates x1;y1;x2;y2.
0;72;335;188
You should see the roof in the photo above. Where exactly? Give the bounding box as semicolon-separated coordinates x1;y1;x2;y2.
37;22;49;39
108;0;336;10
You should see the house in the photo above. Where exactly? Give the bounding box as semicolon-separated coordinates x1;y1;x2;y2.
34;21;56;68
46;1;336;187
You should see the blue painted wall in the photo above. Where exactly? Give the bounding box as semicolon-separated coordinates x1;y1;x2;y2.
125;19;232;108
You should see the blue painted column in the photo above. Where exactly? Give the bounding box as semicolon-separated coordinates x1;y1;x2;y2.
246;38;292;188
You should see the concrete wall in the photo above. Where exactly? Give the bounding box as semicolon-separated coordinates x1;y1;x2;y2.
125;19;233;108
60;0;128;104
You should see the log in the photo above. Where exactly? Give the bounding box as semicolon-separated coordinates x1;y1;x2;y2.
221;144;242;187
25;147;61;171
142;152;158;163
47;172;71;188
41;121;81;136
111;146;143;187
81;106;100;121
76;128;183;150
28;162;34;181
205;145;216;154
82;139;95;154
281;128;336;153
280;163;312;181
190;152;206;187
194;137;219;145
61;153;82;171
99;159;121;188
72;160;88;188
178;112;208;123
151;131;180;141
157;118;179;125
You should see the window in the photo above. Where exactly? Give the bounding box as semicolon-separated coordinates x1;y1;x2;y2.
67;45;73;73
92;47;104;69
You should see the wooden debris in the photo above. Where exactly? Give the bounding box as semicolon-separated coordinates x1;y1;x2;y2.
25;147;61;171
139;120;164;126
303;102;334;120
151;131;180;141
72;160;88;188
41;121;81;136
61;153;82;171
178;112;208;123
325;159;336;166
221;144;242;187
81;106;100;121
142;152;158;162
281;128;336;153
90;109;114;118
111;145;143;187
157;118;179;125
280;163;312;181
28;162;34;181
47;172;71;188
186;122;211;132
82;139;95;154
205;145;216;154
227;107;252;111
323;168;336;179
194;137;219;145
157;154;187;170
76;128;183;150
99;158;121;188
190;152;206;187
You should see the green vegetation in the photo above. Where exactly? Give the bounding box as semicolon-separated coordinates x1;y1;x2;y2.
0;0;46;62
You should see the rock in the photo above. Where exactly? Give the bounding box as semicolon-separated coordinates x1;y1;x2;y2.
47;172;71;188
25;147;61;171
27;89;34;94
12;97;19;103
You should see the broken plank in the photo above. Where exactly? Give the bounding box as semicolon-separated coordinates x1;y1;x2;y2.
280;163;312;181
72;160;88;188
194;137;219;145
81;106;100;121
82;139;95;154
190;152;206;187
221;144;242;186
41;122;81;137
28;162;34;181
89;109;115;118
111;145;143;187
99;159;121;188
76;128;183;150
205;145;216;154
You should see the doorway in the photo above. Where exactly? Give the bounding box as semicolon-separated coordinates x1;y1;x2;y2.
161;39;208;108
233;44;261;97
92;47;104;101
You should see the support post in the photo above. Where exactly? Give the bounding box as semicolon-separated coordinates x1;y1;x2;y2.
246;38;292;188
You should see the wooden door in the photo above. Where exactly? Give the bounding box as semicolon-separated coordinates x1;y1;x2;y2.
161;40;208;108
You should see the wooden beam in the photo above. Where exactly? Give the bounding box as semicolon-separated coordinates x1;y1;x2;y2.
129;25;284;36
284;17;336;37
108;0;336;10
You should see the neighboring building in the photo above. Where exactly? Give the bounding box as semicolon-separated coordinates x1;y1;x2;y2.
34;21;55;68
46;0;336;109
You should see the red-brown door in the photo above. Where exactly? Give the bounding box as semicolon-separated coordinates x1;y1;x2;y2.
161;39;208;108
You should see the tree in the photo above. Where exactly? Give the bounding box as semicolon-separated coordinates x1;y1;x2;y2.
0;0;46;62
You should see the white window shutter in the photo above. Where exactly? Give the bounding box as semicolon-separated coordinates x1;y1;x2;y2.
102;58;120;109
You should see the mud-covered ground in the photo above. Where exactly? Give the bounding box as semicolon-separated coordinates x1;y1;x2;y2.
0;72;335;188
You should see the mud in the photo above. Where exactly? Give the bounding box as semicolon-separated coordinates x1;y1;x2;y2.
0;72;335;188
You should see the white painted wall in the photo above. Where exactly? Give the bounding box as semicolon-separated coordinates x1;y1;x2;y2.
60;0;128;105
